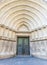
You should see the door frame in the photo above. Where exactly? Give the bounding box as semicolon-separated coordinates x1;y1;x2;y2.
16;36;30;55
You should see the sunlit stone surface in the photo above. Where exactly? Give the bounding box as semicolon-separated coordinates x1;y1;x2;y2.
0;56;47;65
0;0;47;59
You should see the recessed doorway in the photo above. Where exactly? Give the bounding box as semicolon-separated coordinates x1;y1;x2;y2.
16;37;30;55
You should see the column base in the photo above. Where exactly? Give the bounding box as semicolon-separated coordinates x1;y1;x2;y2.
0;52;16;59
31;52;47;59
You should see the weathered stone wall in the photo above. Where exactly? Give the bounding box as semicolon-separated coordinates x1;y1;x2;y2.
0;0;47;59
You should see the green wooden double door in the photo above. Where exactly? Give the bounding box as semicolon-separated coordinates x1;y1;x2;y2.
17;37;30;55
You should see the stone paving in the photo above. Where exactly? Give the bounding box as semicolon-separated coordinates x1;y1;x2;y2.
0;56;47;65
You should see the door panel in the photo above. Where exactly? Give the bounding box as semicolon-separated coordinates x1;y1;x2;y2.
17;37;30;55
17;38;23;55
23;38;29;55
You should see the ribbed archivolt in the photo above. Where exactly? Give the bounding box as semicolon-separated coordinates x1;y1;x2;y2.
0;0;47;37
0;0;47;28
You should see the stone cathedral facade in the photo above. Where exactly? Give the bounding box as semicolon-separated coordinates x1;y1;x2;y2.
0;0;47;59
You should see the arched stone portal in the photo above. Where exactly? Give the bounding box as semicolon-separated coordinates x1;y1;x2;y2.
0;0;47;59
